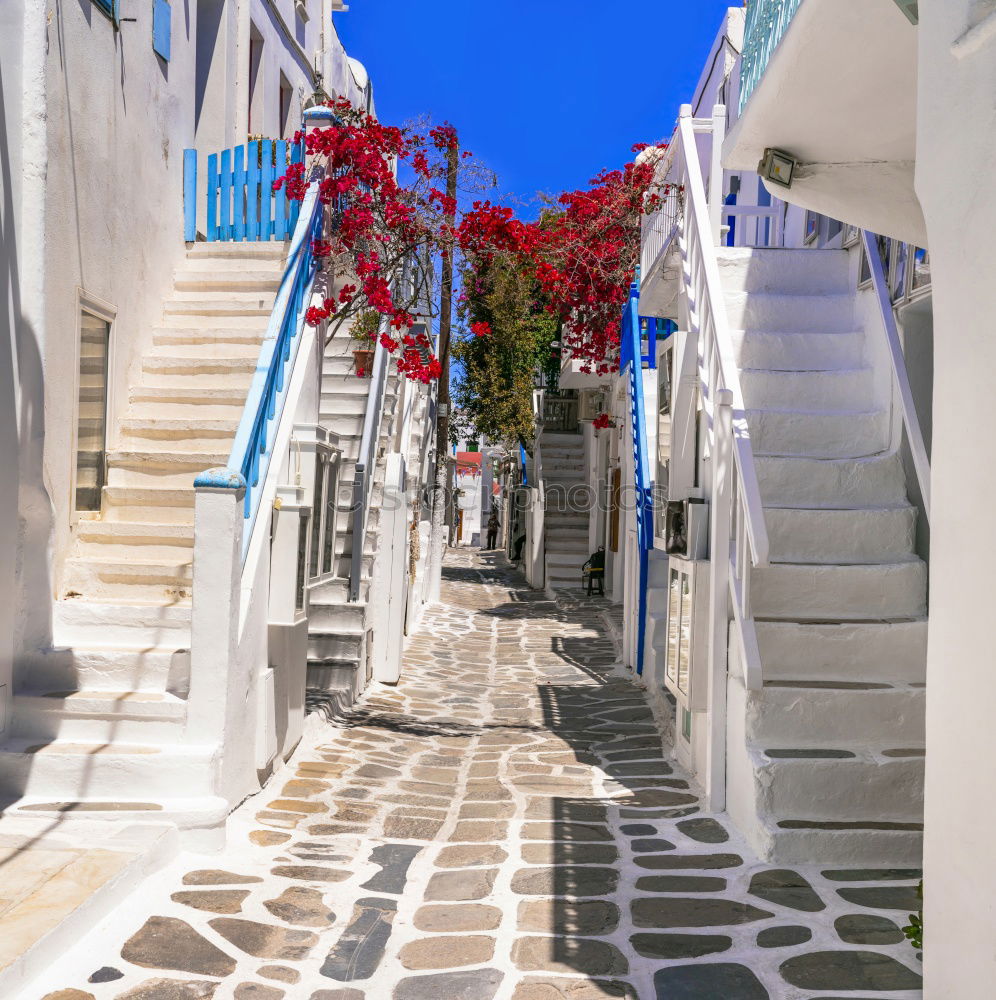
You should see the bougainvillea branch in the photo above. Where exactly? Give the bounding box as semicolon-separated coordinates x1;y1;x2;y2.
273;99;490;383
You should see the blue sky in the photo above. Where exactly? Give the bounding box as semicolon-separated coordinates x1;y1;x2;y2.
333;0;739;213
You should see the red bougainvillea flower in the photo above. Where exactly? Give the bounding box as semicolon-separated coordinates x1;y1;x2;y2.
593;412;611;430
471;321;492;338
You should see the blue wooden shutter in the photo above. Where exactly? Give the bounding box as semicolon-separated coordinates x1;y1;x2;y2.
153;0;172;61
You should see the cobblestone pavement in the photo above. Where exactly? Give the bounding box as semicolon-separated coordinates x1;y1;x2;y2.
43;550;922;1000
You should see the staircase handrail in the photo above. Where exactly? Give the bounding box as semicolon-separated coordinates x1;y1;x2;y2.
861;230;931;521
678;109;770;569
349;318;392;601
206;180;323;560
675;105;768;695
620;285;655;677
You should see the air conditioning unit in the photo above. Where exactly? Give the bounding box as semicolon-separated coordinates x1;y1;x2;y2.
578;389;607;421
663;557;710;713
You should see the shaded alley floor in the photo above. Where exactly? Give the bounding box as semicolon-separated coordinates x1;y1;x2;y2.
37;550;922;1000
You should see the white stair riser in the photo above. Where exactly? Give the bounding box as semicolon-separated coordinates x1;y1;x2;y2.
725;291;854;332
764;827;923;867
13;706;185;743
754;754;924;823
0;749;216;799
128;402;246;420
17;647;184;693
107;464;218;490
756;620;927;684
63;561;193;603
734;331;865;371
767;506;916;564
75;539;194;562
753;560;926;619
741;368;874;411
748;408;888;458
757;454;909;508
308;633;363;662
747;685;924;745
173;271;282;292
716;248;852;295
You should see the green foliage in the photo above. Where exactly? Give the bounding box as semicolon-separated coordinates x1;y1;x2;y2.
902;880;923;954
453;258;560;448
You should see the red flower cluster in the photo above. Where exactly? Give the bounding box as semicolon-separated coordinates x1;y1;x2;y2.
470;321;492;338
273;98;472;384
592;412;612;430
457;150;662;374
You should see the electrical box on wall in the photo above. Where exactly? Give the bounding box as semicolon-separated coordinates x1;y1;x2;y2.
663;558;710;713
578;389;607;421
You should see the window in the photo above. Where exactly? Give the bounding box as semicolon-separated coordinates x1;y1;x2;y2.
308;453;326;579
321;459;337;575
75;306;112;513
911;247;931;294
92;0;118;21
279;73;294;138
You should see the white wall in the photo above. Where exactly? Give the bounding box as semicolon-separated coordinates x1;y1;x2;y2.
916;4;996;995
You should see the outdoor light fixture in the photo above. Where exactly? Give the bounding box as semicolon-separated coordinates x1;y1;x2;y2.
758;148;796;189
303;70;331;110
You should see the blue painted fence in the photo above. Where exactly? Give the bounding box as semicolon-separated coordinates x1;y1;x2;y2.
183;138;305;242
194;181;324;558
619;284;657;677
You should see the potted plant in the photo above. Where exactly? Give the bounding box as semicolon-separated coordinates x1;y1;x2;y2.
351;309;379;377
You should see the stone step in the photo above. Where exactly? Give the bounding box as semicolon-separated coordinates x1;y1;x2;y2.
734;330;865;371
725;290;855;333
127;400;246;421
173;269;282;293
308;629;364;663
751;747;924;824
0;740;217;799
144;351;258;379
130;383;249;407
752;560;927;620
106;451;225;489
306;599;367;633
118;417;239;451
755;619;927;684
102;486;196;523
153;324;268;347
12;690;187;742
746;682;924;746
766;505;917;564
74;520;194;560
62;556;193;603
53;600;191;645
16;644;187;694
756;454;909;509
186;241;286;261
741;367;875;411
747;408;888;458
163;292;276;316
716;247;851;295
307;658;363;701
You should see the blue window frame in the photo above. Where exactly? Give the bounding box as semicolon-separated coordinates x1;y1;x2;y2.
92;0;118;21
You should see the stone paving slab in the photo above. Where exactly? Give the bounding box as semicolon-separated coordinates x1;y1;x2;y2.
30;550;922;999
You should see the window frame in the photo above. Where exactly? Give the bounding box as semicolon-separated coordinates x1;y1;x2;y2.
92;0;118;23
71;289;117;526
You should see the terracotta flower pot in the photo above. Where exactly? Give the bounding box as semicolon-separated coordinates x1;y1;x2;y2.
353;349;375;377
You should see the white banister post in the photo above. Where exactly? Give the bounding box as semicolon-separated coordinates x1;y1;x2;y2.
706;390;734;812
710;105;728;246
188;469;245;753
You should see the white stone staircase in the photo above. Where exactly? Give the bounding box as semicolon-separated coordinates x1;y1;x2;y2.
719;248;927;864
305;328;401;700
540;431;591;590
2;243;285;839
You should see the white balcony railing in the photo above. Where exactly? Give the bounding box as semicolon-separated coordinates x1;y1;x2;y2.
740;0;804;113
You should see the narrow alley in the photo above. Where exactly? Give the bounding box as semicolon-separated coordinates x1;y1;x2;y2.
37;552;922;1000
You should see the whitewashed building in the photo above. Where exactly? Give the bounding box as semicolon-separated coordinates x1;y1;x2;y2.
0;0;436;871
721;2;995;993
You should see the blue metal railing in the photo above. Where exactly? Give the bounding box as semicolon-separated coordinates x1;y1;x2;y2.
195;181;324;558
739;0;804;114
183;138;305;242
619;283;655;677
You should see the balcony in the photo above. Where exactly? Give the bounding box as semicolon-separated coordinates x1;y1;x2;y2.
725;0;924;245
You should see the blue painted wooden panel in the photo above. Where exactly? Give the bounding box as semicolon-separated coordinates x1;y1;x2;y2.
152;0;172;61
219;148;232;240
246;142;260;241
183;149;197;242
206;153;219;241
260;141;274;239
233;146;246;242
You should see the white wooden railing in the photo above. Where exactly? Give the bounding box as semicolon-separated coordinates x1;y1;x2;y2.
674;105;770;700
640;140;681;283
861;230;931;521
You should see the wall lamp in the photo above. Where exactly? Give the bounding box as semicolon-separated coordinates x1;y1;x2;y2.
758;148;797;189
